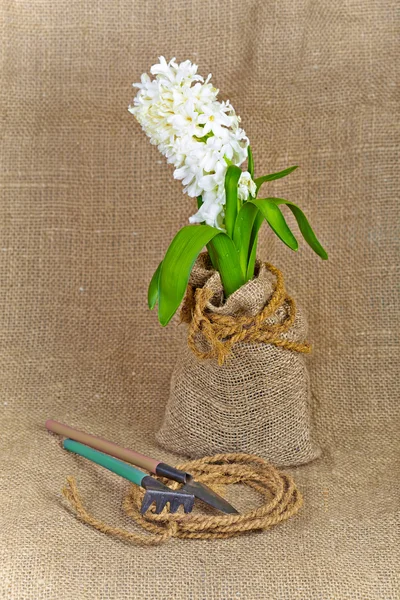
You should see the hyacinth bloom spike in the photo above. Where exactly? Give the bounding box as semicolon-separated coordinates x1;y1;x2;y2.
129;56;256;230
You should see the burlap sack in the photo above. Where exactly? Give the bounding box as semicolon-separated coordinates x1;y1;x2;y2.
157;254;321;465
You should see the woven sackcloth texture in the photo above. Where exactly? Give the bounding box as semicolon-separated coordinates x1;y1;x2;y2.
0;1;399;599
158;255;321;465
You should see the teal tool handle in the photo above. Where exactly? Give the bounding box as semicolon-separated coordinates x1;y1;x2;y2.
63;439;146;487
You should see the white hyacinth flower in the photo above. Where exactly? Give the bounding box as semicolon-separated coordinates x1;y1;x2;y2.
238;171;257;202
129;57;255;229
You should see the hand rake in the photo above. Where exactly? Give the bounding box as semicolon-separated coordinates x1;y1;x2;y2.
63;439;195;514
47;419;238;514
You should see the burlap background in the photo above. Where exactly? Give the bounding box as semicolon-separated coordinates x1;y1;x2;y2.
1;1;398;598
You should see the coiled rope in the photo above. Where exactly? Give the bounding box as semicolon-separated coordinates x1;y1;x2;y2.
181;262;311;365
62;453;303;545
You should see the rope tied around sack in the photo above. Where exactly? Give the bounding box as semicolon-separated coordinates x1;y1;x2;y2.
62;453;303;546
181;262;311;365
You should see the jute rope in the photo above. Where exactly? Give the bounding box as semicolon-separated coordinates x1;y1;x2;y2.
181;262;312;365
62;453;303;545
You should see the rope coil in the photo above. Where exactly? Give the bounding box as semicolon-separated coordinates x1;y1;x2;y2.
62;453;303;545
181;262;312;365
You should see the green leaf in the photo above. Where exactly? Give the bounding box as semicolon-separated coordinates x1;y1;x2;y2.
246;232;258;280
158;225;222;326
255;166;298;194
148;261;162;310
224;165;242;238
209;233;244;296
233;201;258;278
196;195;218;271
247;146;254;178
249;210;264;254
246;211;264;280
206;239;220;271
158;225;244;326
265;198;328;259
249;199;298;251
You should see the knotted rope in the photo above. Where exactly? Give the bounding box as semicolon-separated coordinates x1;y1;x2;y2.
181;262;311;365
62;453;303;545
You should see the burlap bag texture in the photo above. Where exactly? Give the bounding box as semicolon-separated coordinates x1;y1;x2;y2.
1;1;399;599
158;255;321;465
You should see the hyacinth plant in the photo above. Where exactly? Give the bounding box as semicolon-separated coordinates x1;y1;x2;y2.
129;57;327;326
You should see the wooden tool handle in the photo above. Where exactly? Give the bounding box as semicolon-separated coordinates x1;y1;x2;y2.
46;419;160;473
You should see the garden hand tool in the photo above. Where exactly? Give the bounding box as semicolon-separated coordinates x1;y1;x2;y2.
62;439;195;514
47;419;238;514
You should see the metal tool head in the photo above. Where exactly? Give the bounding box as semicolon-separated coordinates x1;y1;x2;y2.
180;476;239;514
156;463;239;514
140;476;195;515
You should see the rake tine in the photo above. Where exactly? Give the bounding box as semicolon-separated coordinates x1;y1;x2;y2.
169;497;183;514
182;495;195;514
154;495;168;514
140;492;156;515
171;495;195;514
